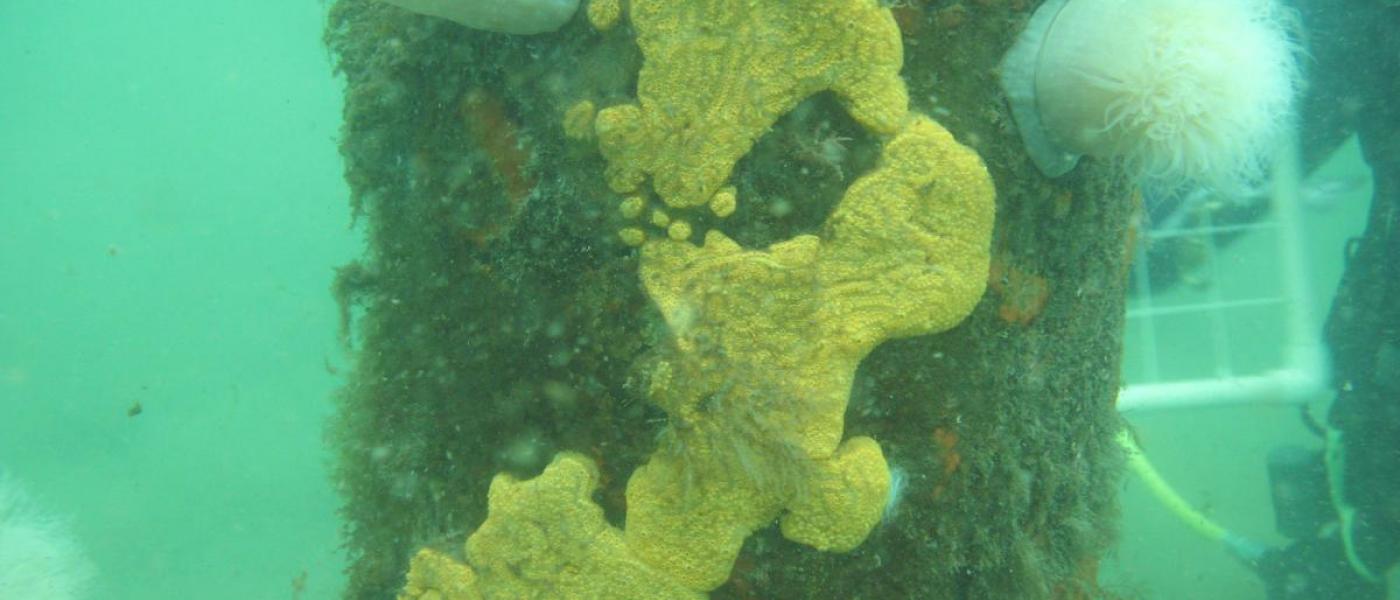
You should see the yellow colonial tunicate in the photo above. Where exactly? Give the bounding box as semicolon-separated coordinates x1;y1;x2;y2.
398;548;483;600
562;99;597;140
587;0;622;31
650;208;671;228
401;0;997;595
666;220;692;242
618;227;646;247
594;0;909;209
626;114;995;588
398;453;704;600
708;187;737;218
618;195;645;219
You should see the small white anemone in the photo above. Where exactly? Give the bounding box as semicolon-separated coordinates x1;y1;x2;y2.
378;0;581;35
881;463;908;525
1001;0;1301;193
0;472;95;600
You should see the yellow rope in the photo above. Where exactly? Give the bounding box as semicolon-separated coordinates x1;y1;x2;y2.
1117;428;1229;543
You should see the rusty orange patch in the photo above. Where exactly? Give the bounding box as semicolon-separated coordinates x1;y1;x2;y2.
989;255;1051;326
458;88;537;247
931;426;963;500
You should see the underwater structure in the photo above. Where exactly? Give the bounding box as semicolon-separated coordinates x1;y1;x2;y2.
325;0;1135;597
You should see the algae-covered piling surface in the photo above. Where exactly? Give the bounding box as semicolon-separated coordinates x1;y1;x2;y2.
325;1;1130;598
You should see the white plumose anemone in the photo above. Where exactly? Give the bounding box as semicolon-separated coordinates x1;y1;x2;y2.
0;473;95;600
1001;0;1301;191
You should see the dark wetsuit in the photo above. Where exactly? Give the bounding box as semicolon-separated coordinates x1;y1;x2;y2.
1263;1;1400;597
1302;0;1400;585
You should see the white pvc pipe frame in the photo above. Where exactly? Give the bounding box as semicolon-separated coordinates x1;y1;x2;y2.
1116;133;1332;413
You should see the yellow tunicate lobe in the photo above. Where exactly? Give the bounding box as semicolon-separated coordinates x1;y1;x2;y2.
398;547;482;600
618;227;646;247
618;195;645;219
666;220;691;241
595;0;908;209
650;208;671;228
708;187;737;218
562;100;597;140
398;454;703;600
627;115;994;587
587;0;622;30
